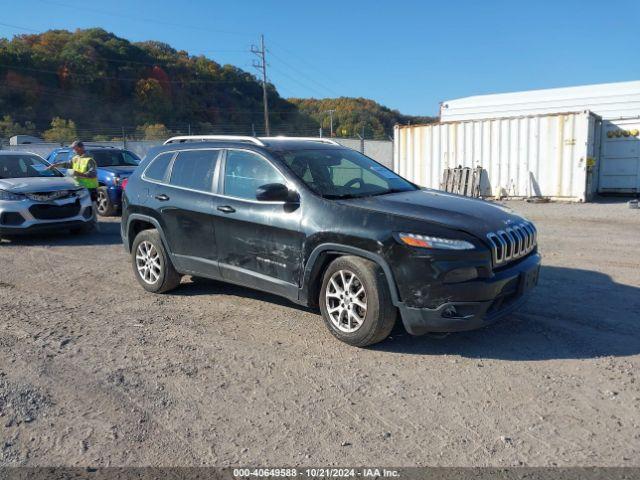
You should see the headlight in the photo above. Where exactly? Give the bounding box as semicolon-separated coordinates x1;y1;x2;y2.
0;189;25;201
113;176;121;186
397;233;475;250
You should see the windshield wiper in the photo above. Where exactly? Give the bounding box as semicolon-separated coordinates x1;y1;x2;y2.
325;190;403;200
366;188;410;197
323;193;362;200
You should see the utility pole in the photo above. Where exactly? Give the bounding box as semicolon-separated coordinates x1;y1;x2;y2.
251;34;270;136
324;109;336;137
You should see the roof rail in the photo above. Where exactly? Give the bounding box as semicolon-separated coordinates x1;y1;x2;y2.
260;136;340;145
163;135;266;146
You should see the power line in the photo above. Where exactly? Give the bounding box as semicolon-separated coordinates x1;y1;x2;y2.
269;39;346;93
0;21;40;33
0;62;264;85
36;0;253;37
267;48;341;97
267;64;328;99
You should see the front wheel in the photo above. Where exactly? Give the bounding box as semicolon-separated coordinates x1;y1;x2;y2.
131;229;181;293
319;256;396;347
96;187;117;216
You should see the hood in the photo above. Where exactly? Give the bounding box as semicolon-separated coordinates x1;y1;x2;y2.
0;176;80;193
336;189;527;236
99;166;137;176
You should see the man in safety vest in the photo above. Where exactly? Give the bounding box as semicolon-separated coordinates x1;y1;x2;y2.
49;140;99;201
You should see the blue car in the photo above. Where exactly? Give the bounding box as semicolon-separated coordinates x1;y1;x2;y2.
47;146;141;216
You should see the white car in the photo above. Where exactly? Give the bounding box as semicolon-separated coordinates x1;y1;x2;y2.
0;151;95;238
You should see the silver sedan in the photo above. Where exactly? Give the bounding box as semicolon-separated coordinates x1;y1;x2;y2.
0;151;95;237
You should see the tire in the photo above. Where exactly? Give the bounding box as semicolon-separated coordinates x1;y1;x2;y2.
70;220;96;235
96;187;117;216
319;255;396;347
131;229;181;293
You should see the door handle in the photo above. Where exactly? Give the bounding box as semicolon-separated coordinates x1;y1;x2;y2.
154;194;170;201
217;205;236;213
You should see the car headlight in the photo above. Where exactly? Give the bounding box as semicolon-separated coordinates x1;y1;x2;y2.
113;176;121;186
0;189;25;201
397;233;475;250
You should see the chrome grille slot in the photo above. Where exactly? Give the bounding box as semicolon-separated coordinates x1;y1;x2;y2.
499;231;512;259
512;226;524;254
506;228;519;257
486;222;537;267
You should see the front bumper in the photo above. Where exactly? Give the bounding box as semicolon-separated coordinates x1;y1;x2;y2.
0;194;95;235
398;253;541;335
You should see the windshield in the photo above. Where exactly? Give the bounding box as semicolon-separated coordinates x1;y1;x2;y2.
90;150;140;167
279;148;417;199
0;154;63;179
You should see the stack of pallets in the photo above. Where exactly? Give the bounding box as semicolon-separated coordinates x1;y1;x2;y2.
441;166;483;198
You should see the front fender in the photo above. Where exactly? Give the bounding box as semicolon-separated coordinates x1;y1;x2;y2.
299;243;401;307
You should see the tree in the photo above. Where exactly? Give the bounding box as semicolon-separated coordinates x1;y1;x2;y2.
288;97;436;139
0;28;431;139
43;117;77;143
0;115;36;139
134;78;172;123
136;123;170;140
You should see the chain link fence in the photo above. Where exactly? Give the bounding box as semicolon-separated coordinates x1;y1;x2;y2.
1;135;394;169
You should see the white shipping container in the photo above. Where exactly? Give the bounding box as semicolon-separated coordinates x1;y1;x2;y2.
394;111;601;201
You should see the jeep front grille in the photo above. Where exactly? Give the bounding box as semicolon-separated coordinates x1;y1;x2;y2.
486;222;537;267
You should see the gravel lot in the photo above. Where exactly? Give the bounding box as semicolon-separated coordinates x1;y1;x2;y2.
0;199;638;467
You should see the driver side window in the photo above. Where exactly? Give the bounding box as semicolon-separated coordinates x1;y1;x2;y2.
224;150;285;200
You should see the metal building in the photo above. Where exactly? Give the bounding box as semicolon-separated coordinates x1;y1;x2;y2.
439;80;640;121
394;81;640;198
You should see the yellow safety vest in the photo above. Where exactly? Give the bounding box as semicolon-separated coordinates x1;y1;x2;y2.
71;155;98;189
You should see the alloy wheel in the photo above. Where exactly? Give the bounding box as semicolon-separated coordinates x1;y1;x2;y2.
96;190;108;214
135;241;162;284
325;269;367;333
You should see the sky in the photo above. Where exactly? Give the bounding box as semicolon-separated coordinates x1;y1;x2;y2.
1;0;639;116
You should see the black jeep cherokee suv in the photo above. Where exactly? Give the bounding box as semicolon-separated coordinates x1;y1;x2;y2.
121;136;540;347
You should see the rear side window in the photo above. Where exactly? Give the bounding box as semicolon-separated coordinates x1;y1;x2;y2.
144;152;174;182
169;149;220;192
224;150;284;200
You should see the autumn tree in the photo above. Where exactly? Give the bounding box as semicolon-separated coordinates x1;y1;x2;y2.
43;117;77;143
136;123;170;140
0;115;36;139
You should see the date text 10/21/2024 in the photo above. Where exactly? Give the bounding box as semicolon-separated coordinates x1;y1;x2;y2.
233;468;401;478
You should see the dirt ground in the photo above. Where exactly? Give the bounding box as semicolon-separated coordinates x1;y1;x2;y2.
0;199;638;467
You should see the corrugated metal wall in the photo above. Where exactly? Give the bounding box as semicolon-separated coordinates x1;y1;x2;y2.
394;111;596;201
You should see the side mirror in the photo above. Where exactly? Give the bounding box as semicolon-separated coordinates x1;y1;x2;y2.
255;183;298;202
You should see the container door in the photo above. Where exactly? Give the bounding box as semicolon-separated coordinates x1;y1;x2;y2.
599;118;640;193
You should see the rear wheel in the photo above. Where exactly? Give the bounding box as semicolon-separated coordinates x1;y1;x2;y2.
319;256;396;347
131;229;181;293
96;187;117;216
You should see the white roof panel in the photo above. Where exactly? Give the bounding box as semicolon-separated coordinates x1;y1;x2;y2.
440;80;640;121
